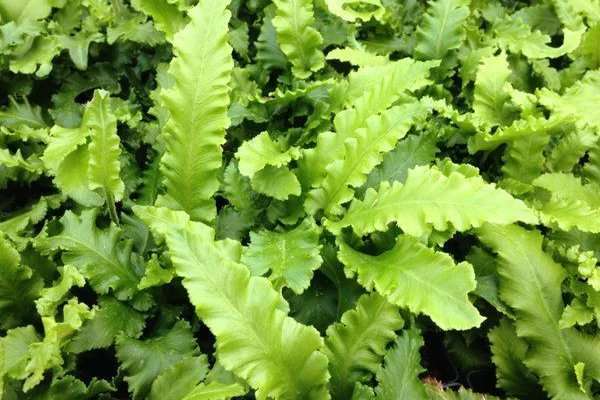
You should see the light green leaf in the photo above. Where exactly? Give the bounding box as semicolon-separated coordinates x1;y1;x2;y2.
251;165;302;200
338;235;484;330
488;318;545;398
374;328;426;399
495;16;584;59
67;297;146;353
324;293;403;399
560;299;595;329
35;209;144;300
35;265;85;317
236;132;300;178
116;320;201;399
323;0;385;22
86;90;125;206
478;224;600;400
472;53;518;128
414;0;470;60
325;47;388;67
0;236;43;330
272;0;325;79
156;0;233;223
182;381;247;400
135;206;331;400
539;70;600;130
242;218;322;293
0;326;40;380
305;101;426;215
130;0;186;41
326;165;536;237
147;356;210;400
533;173;600;233
0;0;52;23
361;133;439;194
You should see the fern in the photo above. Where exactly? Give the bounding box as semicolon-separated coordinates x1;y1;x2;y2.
337;235;483;330
130;0;187;41
306;101;426;215
488;318;545;399
538;70;600;130
301;59;437;202
494;16;584;59
324;293;403;399
86;90;124;222
35;210;144;300
374;328;426;399
156;0;233;223
326;165;536;237
478;224;600;400
241;218;322;294
472;53;518;128
135;206;330;400
323;0;385;22
414;0;470;60
532;173;600;233
272;0;325;79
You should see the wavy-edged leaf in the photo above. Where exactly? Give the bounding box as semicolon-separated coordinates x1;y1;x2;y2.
147;356;210;400
306;101;426;215
489;318;545;399
374;328;426;399
116;320;201;399
35;265;85;317
251;165;302;200
242;218;322;294
468;114;570;153
255;5;289;72
337;235;483;330
235;132;301;178
0;236;43;330
272;0;325;79
501;133;551;186
326;165;537;237
324;293;403;399
182;381;247;400
156;0;233;223
533;173;600;232
472;53;518;128
538;70;600;130
35;209;144;300
67;297;146;353
361;133;439;194
495;16;583;59
135;206;330;400
41;124;103;206
414;0;470;60
324;0;385;22
23;299;94;391
478;224;600;400
547;129;598;172
130;0;186;41
300;59;437;190
325;47;388;67
86;90;125;207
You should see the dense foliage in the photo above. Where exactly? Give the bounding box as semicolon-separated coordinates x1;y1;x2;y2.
1;0;600;399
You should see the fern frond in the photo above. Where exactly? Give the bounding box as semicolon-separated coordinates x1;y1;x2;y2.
414;0;470;60
478;224;600;400
156;0;233;223
272;0;325;79
326;165;536;237
135;206;330;400
338;235;483;330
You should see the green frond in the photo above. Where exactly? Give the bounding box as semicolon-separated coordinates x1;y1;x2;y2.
156;0;233;223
